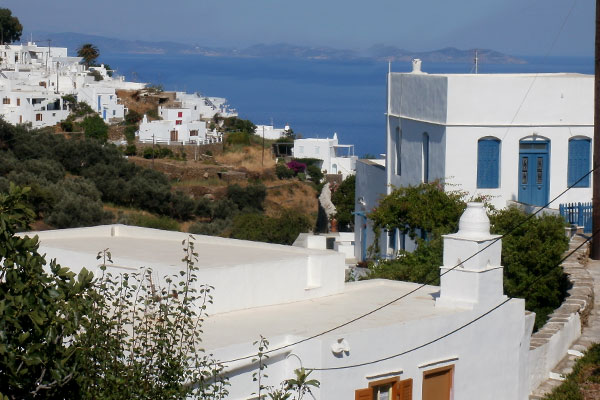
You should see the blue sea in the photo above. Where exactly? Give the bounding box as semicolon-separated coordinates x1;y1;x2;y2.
102;54;593;157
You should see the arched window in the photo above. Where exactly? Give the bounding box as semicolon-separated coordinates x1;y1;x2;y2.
568;137;591;187
422;133;429;183
477;138;500;188
395;127;402;176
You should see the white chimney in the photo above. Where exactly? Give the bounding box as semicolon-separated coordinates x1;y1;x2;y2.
435;203;507;310
412;58;423;74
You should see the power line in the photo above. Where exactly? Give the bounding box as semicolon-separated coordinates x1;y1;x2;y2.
307;229;596;371
220;167;595;366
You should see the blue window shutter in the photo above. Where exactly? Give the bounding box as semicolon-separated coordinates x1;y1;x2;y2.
568;139;591;187
477;139;500;188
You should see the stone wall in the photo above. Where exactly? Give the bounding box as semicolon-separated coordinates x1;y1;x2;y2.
135;141;224;159
528;236;593;393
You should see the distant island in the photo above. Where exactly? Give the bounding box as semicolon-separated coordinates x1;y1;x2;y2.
27;31;527;64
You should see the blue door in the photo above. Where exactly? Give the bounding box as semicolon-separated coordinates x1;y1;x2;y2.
102;109;107;120
518;141;549;206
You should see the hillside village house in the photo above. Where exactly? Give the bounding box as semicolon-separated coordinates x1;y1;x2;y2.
254;123;291;140
24;203;545;399
355;61;593;261
293;133;358;179
176;91;238;120
137;106;211;144
0;42;144;127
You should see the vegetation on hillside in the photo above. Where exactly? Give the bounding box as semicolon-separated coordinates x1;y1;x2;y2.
367;182;570;330
543;344;600;400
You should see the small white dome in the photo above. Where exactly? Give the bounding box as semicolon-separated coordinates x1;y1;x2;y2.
457;202;490;237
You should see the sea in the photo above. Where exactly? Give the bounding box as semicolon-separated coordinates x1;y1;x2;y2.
102;53;594;157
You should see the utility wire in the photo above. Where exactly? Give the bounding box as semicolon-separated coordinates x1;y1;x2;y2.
307;228;597;371
220;167;595;366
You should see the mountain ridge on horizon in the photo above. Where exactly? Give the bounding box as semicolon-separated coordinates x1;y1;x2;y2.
25;31;527;64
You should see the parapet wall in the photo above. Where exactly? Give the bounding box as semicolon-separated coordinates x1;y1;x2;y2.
528;236;593;393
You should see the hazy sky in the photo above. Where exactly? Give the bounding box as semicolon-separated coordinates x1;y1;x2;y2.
2;0;594;56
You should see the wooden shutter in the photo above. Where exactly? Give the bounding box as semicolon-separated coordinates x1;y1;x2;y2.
355;388;373;400
568;138;590;187
477;138;500;188
395;379;412;400
170;130;178;141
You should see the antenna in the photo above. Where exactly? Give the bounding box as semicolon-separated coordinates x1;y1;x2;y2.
474;49;478;74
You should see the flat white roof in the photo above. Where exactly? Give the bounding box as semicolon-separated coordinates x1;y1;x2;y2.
394;71;591;78
24;224;327;270
202;279;454;349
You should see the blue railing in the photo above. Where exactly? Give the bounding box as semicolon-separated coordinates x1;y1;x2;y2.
559;202;592;233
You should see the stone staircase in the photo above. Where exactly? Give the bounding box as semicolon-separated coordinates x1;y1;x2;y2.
529;235;600;399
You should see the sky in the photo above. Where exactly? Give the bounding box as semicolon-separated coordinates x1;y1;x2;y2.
2;0;595;57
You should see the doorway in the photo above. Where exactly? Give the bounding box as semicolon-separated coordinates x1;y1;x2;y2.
518;140;549;206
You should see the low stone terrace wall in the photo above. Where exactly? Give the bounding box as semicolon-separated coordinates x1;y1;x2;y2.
528;235;593;393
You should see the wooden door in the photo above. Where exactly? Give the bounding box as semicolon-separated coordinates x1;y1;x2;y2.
355;388;373;400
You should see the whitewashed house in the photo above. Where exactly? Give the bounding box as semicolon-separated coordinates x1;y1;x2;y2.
176;92;237;120
293;133;358;179
24;203;535;399
254;124;291;140
355;61;593;260
137;106;209;144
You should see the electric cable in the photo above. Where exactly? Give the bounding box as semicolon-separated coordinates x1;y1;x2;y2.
307;228;597;371
219;166;595;365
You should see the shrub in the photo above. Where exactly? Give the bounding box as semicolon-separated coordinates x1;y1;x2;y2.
230;209;312;245
331;175;355;232
286;160;306;175
124;143;137;156
194;197;213;219
188;218;232;236
119;212;180;231
125;109;143;125
212;198;239;220
226;131;251;146
124;125;137;142
226;183;266;212
306;164;323;183
276;163;294;179
81;114;108;142
168;190;196;220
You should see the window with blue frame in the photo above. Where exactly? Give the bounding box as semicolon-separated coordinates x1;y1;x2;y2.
568;138;591;187
477;138;500;188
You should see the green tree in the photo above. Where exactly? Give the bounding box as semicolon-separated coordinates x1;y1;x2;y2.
77;43;99;69
331;175;355;232
0;184;95;399
81;114;108;141
0;8;22;44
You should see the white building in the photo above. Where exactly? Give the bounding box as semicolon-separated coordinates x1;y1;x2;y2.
24;204;537;399
137;106;210;144
176;92;237;120
254;124;291;140
355;61;593;260
293;133;358;179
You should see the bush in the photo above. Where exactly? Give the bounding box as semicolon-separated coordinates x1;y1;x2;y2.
331;175;355;232
490;207;570;330
188;218;232;236
543;343;600;400
124;125;137;142
226;131;251;146
118;212;180;231
212;198;239;220
125;109;143;125
276;163;294;179
81;114;108;141
306;164;323;183
230;209;312;245
286;160;306;175
124;143;137;156
194;197;213;219
226;183;266;212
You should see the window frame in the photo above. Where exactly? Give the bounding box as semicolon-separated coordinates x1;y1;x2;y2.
476;137;501;189
567;137;591;188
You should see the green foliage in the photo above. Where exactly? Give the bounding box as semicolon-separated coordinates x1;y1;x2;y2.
88;69;103;81
125;110;142;125
230;209;312;245
543;343;600;400
81;114;108;141
46;177;112;228
118;212;180;231
226;131;251;146
369;182;466;243
276;163;294;179
226;183;266;212
0;184;95;398
331;175;355;232
222;117;256;134
77;43;99;68
0;8;22;44
305;164;323;184
76;242;229;399
143;145;173;159
188;218;232;237
124;143;137;156
490;207;570;330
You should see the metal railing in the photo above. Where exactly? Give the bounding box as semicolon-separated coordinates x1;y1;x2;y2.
559;202;592;233
137;136;223;146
